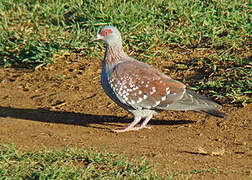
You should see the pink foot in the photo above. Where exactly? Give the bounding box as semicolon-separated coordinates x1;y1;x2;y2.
142;125;151;129
112;125;151;133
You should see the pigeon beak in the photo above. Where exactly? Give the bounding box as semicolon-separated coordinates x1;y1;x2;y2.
90;34;102;42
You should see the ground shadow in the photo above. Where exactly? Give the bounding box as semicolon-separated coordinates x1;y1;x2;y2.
0;106;194;129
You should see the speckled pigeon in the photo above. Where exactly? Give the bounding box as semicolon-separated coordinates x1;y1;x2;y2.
91;26;226;132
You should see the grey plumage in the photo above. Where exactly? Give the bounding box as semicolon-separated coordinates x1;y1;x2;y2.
91;26;226;132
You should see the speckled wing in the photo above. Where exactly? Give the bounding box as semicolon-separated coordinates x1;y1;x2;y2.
108;60;186;110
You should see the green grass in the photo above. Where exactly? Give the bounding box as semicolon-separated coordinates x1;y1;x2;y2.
187;51;252;104
0;144;165;179
0;0;251;103
173;168;218;177
0;144;223;179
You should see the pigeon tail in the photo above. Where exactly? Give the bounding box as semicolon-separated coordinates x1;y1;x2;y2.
165;88;226;118
183;89;227;118
198;109;227;118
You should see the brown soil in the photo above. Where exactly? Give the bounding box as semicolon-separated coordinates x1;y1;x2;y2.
0;52;251;179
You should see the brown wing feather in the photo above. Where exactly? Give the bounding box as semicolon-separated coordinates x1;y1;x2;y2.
109;60;186;109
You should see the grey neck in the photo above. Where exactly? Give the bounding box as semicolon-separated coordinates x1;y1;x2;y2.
104;44;127;67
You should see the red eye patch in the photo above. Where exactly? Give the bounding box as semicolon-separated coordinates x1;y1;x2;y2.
100;29;113;36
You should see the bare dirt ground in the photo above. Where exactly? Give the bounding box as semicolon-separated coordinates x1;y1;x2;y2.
0;52;251;179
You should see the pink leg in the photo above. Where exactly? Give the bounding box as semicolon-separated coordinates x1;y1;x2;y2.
112;115;152;133
112;116;142;133
139;115;152;129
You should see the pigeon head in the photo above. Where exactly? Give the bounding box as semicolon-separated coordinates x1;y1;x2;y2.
91;26;122;46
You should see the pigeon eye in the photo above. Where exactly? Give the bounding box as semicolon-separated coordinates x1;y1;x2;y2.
101;29;113;36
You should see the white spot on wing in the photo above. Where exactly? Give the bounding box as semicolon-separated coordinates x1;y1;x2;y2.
150;86;156;95
154;100;160;107
133;86;139;91
143;94;148;100
166;87;170;94
136;97;143;103
123;96;128;101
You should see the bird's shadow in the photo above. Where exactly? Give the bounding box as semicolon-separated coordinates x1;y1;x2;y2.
0;106;194;130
